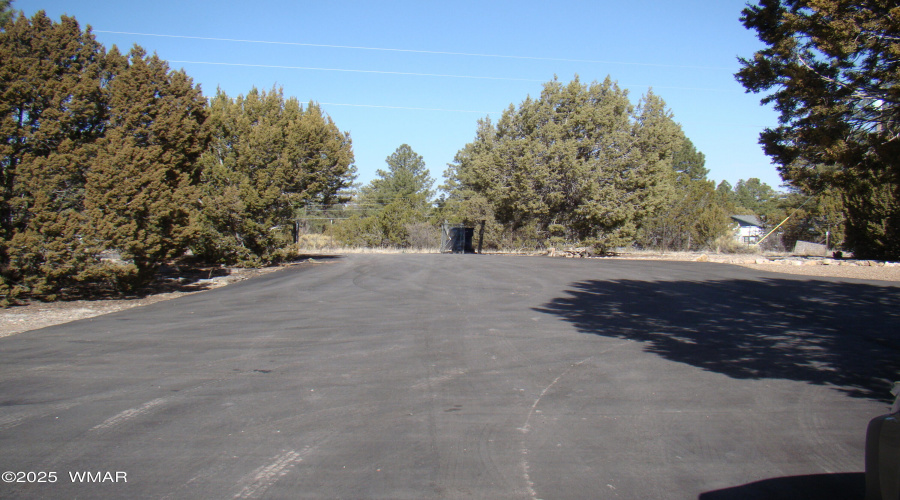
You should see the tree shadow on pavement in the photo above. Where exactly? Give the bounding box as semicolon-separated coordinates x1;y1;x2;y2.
534;277;900;401
698;472;864;500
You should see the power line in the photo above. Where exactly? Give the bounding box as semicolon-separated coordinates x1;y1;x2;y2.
98;32;735;116
172;60;730;94
96;30;732;71
318;102;501;114
168;60;543;82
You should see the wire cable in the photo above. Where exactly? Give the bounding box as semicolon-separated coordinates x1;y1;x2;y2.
169;60;544;82
172;60;731;93
97;30;732;71
318;102;501;114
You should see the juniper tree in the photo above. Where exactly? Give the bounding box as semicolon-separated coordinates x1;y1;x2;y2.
0;12;108;301
438;119;504;246
444;76;685;252
196;87;355;264
0;1;14;29
86;46;210;288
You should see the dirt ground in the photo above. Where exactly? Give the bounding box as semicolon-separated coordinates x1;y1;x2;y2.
608;251;900;281
2;252;898;338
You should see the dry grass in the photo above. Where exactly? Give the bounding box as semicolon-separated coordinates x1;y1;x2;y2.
294;233;441;254
314;246;441;254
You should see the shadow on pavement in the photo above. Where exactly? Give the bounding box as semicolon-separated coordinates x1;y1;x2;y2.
698;472;864;500
534;278;900;401
293;254;343;261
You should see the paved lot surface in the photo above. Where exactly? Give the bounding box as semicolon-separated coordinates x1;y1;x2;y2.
1;254;898;499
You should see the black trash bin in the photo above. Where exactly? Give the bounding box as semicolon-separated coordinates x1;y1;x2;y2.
448;227;474;253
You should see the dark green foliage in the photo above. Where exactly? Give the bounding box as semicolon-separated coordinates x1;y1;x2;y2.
776;187;845;250
672;137;709;183
736;0;900;259
196;87;356;264
443;77;683;253
1;13;358;303
361;144;434;207
639;138;731;250
0;1;14;29
436;191;507;250
0;12;109;302
1;12;210;304
332;144;437;248
86;46;210;288
732;178;780;221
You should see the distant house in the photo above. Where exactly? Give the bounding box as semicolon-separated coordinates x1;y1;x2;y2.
731;215;764;244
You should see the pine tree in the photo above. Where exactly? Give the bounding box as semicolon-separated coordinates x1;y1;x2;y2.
334;144;435;248
638;137;730;250
736;0;900;259
85;46;210;288
732;178;781;223
673;137;709;183
777;186;845;251
364;144;434;205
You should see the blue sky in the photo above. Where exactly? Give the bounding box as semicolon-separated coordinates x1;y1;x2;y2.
17;0;783;191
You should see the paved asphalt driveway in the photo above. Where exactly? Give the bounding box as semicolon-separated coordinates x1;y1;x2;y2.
1;254;898;499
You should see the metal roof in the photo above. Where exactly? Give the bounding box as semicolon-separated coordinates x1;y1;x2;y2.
730;214;764;227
